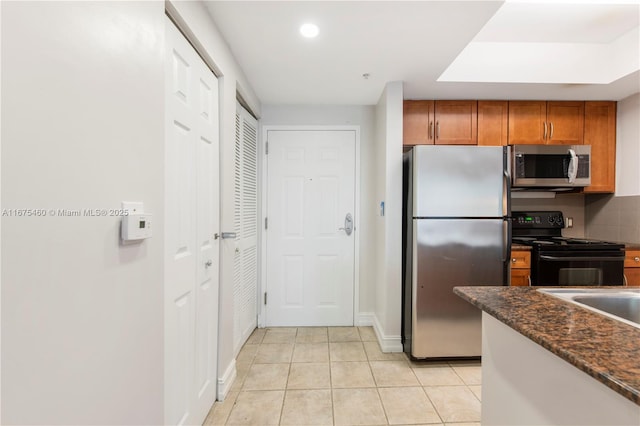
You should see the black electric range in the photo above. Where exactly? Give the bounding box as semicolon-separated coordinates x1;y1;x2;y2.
512;211;625;286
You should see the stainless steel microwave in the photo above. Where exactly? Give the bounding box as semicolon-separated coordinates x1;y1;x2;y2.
511;145;591;188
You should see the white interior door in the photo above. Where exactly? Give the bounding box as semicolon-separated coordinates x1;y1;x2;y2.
165;18;219;426
266;130;356;326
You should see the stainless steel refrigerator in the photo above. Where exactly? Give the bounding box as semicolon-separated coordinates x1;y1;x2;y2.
402;145;511;359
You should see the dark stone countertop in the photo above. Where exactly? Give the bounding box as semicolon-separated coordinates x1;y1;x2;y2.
454;286;640;406
511;244;531;251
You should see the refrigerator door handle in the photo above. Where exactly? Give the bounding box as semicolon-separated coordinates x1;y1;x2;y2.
503;219;512;286
503;169;511;216
502;219;511;263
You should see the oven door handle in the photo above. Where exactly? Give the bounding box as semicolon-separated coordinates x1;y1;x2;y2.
539;255;624;262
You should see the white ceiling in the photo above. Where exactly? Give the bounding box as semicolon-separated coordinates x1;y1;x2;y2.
205;1;640;105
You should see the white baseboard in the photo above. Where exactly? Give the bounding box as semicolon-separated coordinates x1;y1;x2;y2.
217;359;236;402
355;312;374;326
372;314;403;353
234;322;257;357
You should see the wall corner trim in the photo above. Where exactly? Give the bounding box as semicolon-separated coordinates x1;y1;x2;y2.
372;314;403;353
356;312;375;327
217;359;237;401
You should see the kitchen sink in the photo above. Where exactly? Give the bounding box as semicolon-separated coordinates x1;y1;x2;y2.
538;288;640;329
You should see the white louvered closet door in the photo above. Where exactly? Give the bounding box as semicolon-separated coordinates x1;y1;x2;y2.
233;103;258;353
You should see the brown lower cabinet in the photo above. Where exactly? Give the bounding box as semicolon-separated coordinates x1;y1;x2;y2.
624;249;640;286
510;250;531;286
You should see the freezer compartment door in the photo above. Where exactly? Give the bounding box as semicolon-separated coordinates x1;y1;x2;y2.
412;218;507;359
413;146;508;218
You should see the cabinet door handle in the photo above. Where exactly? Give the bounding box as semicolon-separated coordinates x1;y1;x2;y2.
543;122;547;140
549;122;554;140
623;274;628;286
634;256;639;262
527;276;532;286
436;121;440;140
429;121;434;140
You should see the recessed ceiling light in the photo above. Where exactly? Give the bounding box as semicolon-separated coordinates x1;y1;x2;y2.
300;23;319;38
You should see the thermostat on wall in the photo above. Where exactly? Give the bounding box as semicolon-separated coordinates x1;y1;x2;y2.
121;213;152;242
120;201;152;243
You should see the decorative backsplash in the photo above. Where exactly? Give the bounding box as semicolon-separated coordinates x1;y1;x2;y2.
586;194;640;244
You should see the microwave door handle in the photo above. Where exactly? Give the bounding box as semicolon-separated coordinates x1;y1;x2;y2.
567;148;578;183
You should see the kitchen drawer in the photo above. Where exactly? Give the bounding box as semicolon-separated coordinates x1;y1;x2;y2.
511;269;531;287
510;250;531;287
625;268;640;286
624;249;640;268
511;251;531;269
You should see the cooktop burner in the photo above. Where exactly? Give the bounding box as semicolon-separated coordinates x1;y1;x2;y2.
554;237;619;245
513;236;624;249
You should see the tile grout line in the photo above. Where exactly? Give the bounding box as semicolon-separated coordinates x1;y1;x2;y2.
406;357;447;424
448;361;483;405
364;335;391;425
420;383;445;425
276;327;297;426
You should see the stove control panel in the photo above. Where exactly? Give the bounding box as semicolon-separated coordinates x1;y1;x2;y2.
513;211;564;229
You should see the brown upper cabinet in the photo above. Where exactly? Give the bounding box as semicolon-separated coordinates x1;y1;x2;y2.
403;100;477;146
583;101;616;193
403;100;434;145
478;101;508;146
508;101;584;145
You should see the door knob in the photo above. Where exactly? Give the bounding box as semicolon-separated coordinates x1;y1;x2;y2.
205;260;212;268
339;213;354;236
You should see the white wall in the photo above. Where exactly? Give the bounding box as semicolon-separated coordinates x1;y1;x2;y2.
166;0;261;398
260;105;376;319
615;92;640;196
373;82;404;351
1;2;164;424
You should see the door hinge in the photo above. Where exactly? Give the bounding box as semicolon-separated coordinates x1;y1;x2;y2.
265;217;268;230
265;141;268;155
264;292;267;305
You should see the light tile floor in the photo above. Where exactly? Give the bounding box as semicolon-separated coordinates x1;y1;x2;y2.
204;326;481;426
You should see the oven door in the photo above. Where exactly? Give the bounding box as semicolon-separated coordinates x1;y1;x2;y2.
532;250;625;286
